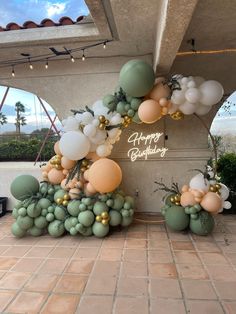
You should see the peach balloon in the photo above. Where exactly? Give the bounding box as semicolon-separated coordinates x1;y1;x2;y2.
62;169;69;175
61;178;70;191
180;191;198;207
42;171;48;178
88;158;122;193
200;192;222;213
83;170;90;181
76;181;83;189
86;152;100;162
181;185;189;193
69;188;81;199
86;182;97;194
138;100;162;124
149;82;170;102
54;141;62;155
61;156;76;170
47;168;65;184
44;162;53;172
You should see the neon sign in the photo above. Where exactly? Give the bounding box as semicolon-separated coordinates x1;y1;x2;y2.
127;132;168;162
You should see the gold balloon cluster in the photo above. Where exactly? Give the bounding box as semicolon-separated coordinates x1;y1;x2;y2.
170;194;181;206
80;159;90;173
209;183;221;196
56;193;71;206
98;115;110;130
170;111;184;120
50;155;62;170
96;211;110;225
122;115;132;128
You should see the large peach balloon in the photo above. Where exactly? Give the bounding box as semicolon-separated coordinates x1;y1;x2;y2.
61;156;76;170
88;158;122;193
54;141;62;155
180;191;198;207
200;192;222;213
149;82;170;101
47;168;65;184
138;100;162;124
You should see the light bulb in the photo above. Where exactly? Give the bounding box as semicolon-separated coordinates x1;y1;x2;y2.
45;60;49;69
11;67;15;77
82;52;85;61
71;55;75;62
29;63;33;70
103;42;106;49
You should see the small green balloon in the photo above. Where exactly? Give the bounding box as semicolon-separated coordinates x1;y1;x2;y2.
27;203;41;218
190;211;215;236
131;98;142;110
16;215;34;230
48;220;65;237
10;175;40;201
37;198;51;209
29;226;43;237
18;207;27;217
93;201;108;215
116;101;126;115
121;216;133;227
67;200;81;216
78;211;95;227
34;216;48;229
11;222;26;238
119;59;155;97
132;112;142;124
112;194;124;211
92;222;109;238
109;210;122;226
54;206;66;221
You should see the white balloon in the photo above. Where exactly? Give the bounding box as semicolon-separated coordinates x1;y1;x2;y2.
92;119;99;127
168;103;179;114
195;104;212;116
199;80;224;106
108;128;120;139
189;173;210;192
110;113;122;125
220;183;230;200
187;80;196;88
193;76;205;87
185;88;201;103
96;144;111;157
83;124;96;137
75;113;83;122
181;77;189;85
62;116;79;132
90;129;107;145
171;90;186;105
59;131;90;161
93;100;109;116
223;201;232;209
179;101;196;115
82;112;93;124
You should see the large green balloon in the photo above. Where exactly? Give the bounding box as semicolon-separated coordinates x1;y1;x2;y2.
78;211;95;227
109;210;122;226
190;211;215;236
48;220;65;237
165;205;190;231
92;222;109;237
10;175;40;201
119;60;155;97
11;222;26;238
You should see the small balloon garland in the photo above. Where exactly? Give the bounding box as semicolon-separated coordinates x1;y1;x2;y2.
10;59;227;238
158;166;232;235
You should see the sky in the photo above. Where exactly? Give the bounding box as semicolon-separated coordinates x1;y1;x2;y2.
0;86;236;135
0;0;89;26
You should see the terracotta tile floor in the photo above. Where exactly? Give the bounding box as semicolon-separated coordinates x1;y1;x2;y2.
0;213;236;313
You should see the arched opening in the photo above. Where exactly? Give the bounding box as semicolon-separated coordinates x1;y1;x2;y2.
0;85;62;162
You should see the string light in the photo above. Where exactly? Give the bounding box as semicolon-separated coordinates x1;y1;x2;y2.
177;48;236;57
45;59;49;69
103;41;107;49
11;65;15;77
82;50;85;61
28;57;33;70
70;55;75;63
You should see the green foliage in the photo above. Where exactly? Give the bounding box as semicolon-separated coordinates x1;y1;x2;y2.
0;138;55;161
217;153;236;192
0;112;7;126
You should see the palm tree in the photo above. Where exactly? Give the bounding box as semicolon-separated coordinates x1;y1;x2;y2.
15;101;27;135
0;112;7;126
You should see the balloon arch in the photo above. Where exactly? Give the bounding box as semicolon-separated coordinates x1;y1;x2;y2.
10;59;231;238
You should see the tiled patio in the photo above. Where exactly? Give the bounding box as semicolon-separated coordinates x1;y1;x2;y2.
0;214;236;314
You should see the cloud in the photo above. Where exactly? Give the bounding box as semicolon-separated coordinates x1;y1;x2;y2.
46;2;67;18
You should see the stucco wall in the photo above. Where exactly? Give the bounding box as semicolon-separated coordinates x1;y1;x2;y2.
0;55;214;212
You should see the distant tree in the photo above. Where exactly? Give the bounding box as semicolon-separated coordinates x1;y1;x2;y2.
0;112;7;126
31;128;55;140
15;102;27;135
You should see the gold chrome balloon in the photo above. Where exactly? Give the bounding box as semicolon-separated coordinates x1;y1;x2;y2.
63;194;70;201
99;115;106;123
96;215;102;222
56;198;63;205
170;111;184;120
62;200;69;206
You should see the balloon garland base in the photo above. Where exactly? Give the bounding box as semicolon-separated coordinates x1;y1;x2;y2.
156;167;232;236
11;178;135;239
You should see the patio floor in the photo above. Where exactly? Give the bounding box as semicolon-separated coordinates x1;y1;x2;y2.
0;213;236;314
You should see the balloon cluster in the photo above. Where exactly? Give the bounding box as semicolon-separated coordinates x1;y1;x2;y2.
160;167;232;235
10;175;135;238
10;59;225;238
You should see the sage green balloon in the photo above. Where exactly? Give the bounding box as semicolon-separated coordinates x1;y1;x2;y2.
64;217;75;232
78;211;95;227
29;226;43;237
109;210;122;226
116;101;126;115
27;203;41;218
165;205;190;231
12;208;19;219
92;222;109;238
190;211;215;236
121;216;133;227
103;94;116;110
48;220;65;237
125;196;135;208
34;216;48;229
17;215;34;230
37;198;51;209
11;222;26;238
112;194;125;211
18;207;27;217
163;193;176;206
119;59;155;97
54;189;66;202
132;112;142;124
54;206;66;221
131;98;142;110
67;200;81;217
93;201;108;215
10;175;40;200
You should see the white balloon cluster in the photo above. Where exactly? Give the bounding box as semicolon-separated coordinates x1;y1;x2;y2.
171;76;224;116
59;100;123;161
